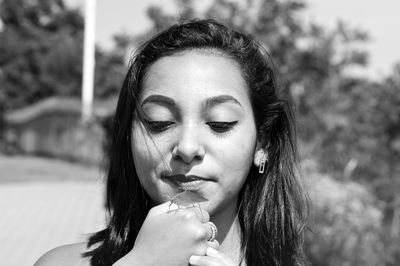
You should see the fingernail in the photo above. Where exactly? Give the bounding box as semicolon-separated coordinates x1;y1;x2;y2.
207;247;218;255
189;255;201;264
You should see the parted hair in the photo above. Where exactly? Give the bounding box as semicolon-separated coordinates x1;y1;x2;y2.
84;19;308;266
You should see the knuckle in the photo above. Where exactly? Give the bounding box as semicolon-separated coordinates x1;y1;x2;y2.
193;242;208;256
202;211;210;222
194;226;208;240
177;209;196;221
148;202;170;217
147;206;158;217
192;207;209;222
148;206;156;214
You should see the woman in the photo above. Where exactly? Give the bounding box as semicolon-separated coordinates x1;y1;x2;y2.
35;19;308;266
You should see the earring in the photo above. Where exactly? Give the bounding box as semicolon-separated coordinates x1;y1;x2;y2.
258;152;267;174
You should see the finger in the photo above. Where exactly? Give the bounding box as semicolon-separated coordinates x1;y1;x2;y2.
150;201;210;226
189;255;224;266
189;248;234;266
148;201;197;216
207;240;220;251
206;247;234;264
172;205;209;223
189;255;212;266
184;204;210;223
147;201;174;217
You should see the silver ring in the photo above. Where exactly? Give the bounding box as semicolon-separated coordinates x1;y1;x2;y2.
207;222;218;242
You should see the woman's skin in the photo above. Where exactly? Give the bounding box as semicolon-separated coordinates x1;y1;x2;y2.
35;50;260;266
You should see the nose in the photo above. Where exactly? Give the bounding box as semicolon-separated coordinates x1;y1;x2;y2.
172;124;205;164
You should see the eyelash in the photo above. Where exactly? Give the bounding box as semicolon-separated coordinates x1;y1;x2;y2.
144;120;238;135
206;121;238;134
144;120;175;133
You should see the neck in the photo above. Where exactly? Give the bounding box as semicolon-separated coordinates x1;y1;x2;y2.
211;201;243;264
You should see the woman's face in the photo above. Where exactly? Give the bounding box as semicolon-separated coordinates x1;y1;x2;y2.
131;50;258;216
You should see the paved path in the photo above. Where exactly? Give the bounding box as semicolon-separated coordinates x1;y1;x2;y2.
0;181;106;266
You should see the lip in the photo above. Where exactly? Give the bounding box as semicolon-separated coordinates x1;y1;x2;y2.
162;174;212;191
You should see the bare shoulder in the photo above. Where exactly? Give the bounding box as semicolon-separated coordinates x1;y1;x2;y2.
34;242;92;266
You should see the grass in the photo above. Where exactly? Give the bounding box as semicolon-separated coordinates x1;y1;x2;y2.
0;153;105;183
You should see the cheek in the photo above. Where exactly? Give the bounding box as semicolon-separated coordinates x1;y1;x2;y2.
131;122;172;185
212;132;256;193
223;130;257;168
131;124;157;181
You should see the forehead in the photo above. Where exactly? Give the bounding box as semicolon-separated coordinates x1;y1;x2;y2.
141;50;249;103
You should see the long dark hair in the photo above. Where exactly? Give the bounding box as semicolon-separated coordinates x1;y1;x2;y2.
84;19;308;266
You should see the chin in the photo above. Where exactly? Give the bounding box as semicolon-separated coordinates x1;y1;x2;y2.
198;199;221;217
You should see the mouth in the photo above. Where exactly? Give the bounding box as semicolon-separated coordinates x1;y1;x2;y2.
162;173;212;191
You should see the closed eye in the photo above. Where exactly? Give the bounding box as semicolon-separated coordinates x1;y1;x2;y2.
144;120;175;133
206;121;238;133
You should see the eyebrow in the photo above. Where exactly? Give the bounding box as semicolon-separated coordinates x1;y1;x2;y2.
203;95;242;109
141;95;176;108
141;94;242;110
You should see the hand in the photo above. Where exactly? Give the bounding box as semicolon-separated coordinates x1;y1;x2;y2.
189;247;236;266
115;201;212;266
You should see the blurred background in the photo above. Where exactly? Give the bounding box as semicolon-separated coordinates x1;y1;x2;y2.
0;0;399;265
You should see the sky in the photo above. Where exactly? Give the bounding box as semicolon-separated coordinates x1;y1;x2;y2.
66;0;400;80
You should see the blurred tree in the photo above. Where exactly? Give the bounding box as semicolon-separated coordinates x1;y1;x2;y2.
0;0;125;112
303;163;385;266
93;33;129;99
0;0;84;110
